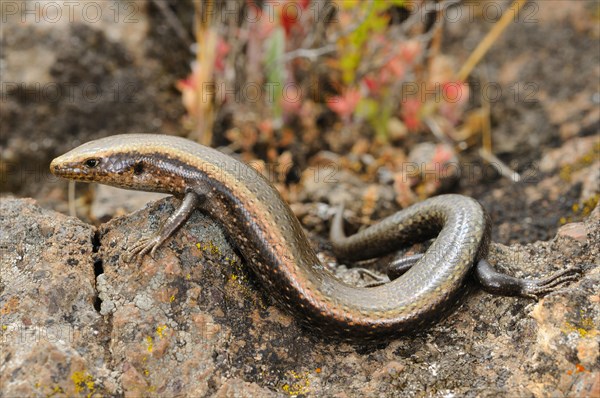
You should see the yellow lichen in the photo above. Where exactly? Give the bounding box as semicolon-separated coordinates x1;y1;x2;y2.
559;143;600;182
71;371;94;397
156;325;167;338
225;266;267;310
146;336;153;352
559;194;599;225
562;310;598;338
196;241;221;255
198;240;266;308
281;370;311;396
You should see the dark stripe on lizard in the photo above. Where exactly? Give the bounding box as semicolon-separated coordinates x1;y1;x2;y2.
50;134;582;341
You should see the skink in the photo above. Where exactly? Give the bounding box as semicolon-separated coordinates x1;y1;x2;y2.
50;134;581;340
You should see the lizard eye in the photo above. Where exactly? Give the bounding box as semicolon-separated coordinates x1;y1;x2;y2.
84;158;100;168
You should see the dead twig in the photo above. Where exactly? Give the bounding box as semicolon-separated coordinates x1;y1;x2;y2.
456;0;528;81
193;0;217;145
282;43;337;62
283;0;374;62
478;148;521;182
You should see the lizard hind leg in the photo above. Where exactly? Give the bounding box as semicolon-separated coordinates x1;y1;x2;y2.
475;259;583;299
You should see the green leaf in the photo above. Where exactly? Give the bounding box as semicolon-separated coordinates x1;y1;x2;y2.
264;25;285;121
355;98;378;119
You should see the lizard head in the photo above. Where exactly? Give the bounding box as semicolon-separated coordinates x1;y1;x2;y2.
50;134;189;195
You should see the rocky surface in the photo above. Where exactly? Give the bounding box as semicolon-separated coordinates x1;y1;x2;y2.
0;198;105;396
0;0;188;196
1;197;598;397
444;0;599;160
1;0;599;396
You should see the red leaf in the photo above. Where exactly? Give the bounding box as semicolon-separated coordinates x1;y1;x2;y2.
326;88;362;118
401;98;422;131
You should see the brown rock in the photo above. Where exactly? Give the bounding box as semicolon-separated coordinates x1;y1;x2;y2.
557;222;588;243
539;135;598;173
2;197;598;397
0;198;108;397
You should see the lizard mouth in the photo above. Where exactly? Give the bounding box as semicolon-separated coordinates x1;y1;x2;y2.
49;158;95;181
49;158;62;175
49;158;75;177
49;158;68;177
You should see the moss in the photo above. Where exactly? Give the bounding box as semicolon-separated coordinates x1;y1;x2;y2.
559;193;599;225
559;142;600;182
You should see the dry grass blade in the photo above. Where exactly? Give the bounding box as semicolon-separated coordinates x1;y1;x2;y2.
193;0;217;145
456;0;528;81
